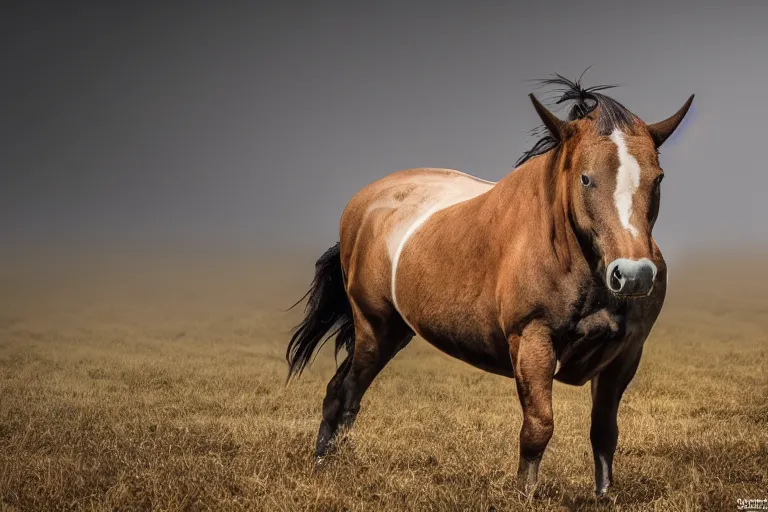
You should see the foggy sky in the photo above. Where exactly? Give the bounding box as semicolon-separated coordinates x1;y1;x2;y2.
3;1;768;260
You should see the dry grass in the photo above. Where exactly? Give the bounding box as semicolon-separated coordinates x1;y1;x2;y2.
0;252;766;511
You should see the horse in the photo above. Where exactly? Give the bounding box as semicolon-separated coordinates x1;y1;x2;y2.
286;74;694;497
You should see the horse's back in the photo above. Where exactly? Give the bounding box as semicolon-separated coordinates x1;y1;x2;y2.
339;168;495;312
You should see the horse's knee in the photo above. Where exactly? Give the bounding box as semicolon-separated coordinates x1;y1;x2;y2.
520;413;554;459
517;414;552;495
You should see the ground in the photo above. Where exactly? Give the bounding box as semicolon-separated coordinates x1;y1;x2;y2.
0;250;766;511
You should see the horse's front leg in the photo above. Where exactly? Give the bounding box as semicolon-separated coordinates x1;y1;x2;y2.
590;344;643;496
509;322;557;495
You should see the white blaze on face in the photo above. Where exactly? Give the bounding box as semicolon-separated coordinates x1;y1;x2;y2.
610;129;641;238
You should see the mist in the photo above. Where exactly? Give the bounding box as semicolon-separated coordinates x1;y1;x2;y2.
3;1;767;262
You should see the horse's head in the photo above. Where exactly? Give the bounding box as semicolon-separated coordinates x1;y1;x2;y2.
527;77;693;298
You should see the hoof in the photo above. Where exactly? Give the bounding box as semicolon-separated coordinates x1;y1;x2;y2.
595;486;612;499
313;455;327;470
515;478;539;498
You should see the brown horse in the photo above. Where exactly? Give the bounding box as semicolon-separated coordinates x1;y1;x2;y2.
287;75;693;496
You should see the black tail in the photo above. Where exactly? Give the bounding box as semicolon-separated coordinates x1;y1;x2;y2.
286;242;354;380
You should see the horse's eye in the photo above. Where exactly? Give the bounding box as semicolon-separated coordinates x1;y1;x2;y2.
581;174;592;187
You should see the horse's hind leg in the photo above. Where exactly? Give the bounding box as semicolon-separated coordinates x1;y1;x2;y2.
315;355;353;458
315;302;412;459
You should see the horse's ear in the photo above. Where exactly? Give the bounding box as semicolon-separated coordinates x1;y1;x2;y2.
646;94;694;148
529;93;565;141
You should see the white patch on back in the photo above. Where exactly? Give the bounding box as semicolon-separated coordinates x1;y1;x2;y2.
387;170;494;331
389;205;444;334
610;129;641;238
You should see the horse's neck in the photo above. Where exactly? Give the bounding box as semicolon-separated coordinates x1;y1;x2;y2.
487;154;579;271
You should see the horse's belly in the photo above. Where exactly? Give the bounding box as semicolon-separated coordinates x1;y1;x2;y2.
417;323;514;377
394;253;512;377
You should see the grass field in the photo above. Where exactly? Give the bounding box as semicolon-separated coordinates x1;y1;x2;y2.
0;251;766;511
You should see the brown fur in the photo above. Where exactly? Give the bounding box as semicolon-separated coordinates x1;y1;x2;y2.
297;93;693;496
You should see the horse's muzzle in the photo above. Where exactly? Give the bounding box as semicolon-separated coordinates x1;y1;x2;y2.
606;258;657;297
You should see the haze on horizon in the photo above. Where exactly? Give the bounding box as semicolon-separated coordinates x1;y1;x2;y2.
2;1;768;263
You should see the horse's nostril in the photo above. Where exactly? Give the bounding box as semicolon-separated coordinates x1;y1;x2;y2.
606;258;658;296
610;266;623;291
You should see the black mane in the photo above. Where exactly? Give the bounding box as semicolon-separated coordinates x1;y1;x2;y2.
515;73;638;167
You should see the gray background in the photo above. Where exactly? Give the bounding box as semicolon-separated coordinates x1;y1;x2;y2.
3;1;767;261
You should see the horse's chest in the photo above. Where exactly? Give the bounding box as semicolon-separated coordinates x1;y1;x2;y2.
553;305;648;385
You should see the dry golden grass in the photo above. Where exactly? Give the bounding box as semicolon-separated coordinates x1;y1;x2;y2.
0;251;766;511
